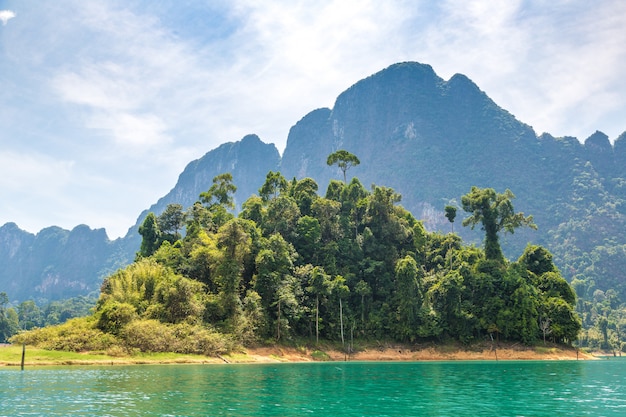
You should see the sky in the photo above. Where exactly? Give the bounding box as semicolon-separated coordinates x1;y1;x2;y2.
1;0;625;239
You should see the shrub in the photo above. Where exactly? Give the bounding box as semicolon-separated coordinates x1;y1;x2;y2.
96;301;137;335
120;320;176;352
10;317;118;352
120;319;234;355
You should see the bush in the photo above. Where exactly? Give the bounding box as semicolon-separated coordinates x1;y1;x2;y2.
120;319;234;355
96;301;137;335
10;317;118;352
120;320;175;352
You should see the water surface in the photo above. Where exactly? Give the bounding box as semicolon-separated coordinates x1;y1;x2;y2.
2;359;625;416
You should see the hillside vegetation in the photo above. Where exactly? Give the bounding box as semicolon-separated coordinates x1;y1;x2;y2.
11;160;580;354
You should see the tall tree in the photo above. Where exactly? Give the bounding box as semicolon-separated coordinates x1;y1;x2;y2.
444;205;457;233
333;275;350;347
259;171;288;202
138;213;162;258
254;233;296;338
216;219;252;328
290;177;319;216
461;187;536;262
306;266;332;344
393;256;422;341
158;203;185;242
200;173;237;210
354;280;372;327
327;150;360;183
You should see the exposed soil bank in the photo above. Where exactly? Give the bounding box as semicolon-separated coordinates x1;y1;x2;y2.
234;342;594;363
1;341;595;367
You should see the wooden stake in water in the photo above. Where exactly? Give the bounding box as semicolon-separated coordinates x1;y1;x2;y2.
21;343;25;370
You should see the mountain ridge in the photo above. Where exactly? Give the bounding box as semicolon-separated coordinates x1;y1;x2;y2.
1;61;625;304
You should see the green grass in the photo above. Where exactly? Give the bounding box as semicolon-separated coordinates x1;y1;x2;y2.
534;346;559;354
310;350;331;361
0;345;113;365
0;345;221;366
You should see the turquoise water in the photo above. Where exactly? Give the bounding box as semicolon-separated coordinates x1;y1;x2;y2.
1;359;625;416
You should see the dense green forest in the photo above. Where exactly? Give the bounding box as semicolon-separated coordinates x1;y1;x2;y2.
9;152;583;354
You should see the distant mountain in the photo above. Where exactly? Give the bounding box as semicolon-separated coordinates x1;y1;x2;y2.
1;61;625;303
0;222;129;301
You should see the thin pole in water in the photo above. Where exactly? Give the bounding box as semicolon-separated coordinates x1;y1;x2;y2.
21;343;25;370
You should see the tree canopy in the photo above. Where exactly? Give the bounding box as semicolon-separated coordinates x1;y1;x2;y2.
461;187;536;262
12;160;581;353
327;150;360;183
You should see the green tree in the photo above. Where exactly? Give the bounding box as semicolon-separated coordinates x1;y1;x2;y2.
355;280;372;327
429;271;469;341
290;177;319;216
306;266;333;344
461;187;536;262
393;256;423;341
215;219;252;329
312;198;342;244
96;301;137;335
138;212;162;258
152;275;207;324
254;233;296;339
294;216;321;264
541;297;582;344
444;205;457;233
200;173;237;210
333;275;350;347
0;292;19;342
264;196;301;239
327;150;360;183
158;203;185;242
240;195;265;225
259;171;288;202
184;202;213;234
518;244;556;276
17;300;42;330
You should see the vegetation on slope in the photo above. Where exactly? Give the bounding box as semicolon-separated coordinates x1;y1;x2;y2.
9;153;581;354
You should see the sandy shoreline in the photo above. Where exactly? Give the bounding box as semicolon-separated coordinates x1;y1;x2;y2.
234;343;594;364
1;342;597;367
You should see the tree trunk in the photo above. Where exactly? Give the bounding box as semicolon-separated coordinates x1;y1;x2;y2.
316;295;319;345
361;295;365;325
340;298;345;348
277;299;281;341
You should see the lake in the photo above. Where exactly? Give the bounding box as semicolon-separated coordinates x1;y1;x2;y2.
1;359;625;416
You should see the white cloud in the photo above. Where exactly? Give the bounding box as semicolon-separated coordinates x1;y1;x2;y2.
216;0;420;146
0;151;75;235
0;151;74;193
0;10;15;25
88;111;171;148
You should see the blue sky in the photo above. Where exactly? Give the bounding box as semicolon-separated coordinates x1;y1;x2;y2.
1;0;625;239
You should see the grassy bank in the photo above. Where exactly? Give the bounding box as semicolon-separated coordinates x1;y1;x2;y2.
1;341;594;367
0;345;224;366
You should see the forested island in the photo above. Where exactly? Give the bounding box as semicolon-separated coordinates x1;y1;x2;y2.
7;151;581;357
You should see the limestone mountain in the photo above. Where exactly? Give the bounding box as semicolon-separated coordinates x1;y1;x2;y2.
1;61;625;304
0;223;128;301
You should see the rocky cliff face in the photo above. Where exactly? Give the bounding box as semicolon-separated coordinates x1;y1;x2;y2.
0;223;127;301
280;62;540;230
143;134;280;218
128;134;280;228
